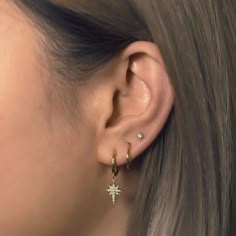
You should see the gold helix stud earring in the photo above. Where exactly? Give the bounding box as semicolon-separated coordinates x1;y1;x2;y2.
106;149;122;206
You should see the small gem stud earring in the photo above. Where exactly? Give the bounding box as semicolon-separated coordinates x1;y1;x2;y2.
137;133;144;140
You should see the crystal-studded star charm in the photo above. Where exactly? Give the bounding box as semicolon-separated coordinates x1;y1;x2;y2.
106;181;122;205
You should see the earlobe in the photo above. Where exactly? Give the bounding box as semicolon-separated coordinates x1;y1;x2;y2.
95;41;175;167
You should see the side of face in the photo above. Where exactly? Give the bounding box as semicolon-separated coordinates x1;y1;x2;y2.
0;1;174;235
0;2;101;235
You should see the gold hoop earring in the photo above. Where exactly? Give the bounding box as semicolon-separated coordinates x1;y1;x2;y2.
126;142;132;170
106;149;122;205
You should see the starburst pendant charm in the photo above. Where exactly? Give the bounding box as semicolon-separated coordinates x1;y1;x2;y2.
106;180;122;205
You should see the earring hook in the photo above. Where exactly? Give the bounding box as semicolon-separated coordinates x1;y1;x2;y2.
126;142;131;170
112;149;119;177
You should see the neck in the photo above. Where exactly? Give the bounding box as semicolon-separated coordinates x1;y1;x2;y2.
69;167;139;236
88;201;131;236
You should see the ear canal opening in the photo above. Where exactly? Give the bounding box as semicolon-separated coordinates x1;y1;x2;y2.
105;69;132;128
105;90;120;128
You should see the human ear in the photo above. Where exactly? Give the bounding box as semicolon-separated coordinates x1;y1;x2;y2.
93;41;175;166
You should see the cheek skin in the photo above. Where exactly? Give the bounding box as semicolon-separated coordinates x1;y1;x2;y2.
0;3;98;235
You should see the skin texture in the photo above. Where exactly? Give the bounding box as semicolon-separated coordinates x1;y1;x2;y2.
0;1;174;235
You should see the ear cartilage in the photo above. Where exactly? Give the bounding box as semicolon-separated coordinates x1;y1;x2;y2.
137;133;144;140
